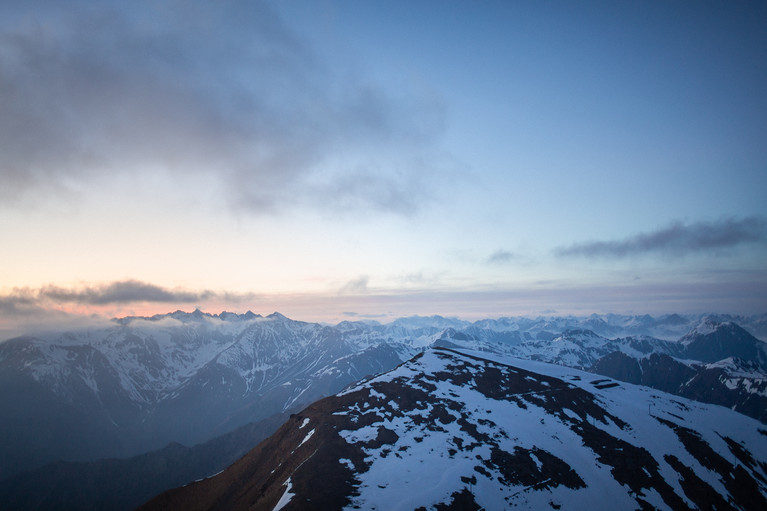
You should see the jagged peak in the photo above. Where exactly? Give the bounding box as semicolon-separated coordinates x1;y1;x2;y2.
556;328;601;339
115;309;264;324
218;310;262;321
683;316;739;339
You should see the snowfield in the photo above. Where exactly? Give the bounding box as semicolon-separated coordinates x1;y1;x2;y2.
334;349;767;510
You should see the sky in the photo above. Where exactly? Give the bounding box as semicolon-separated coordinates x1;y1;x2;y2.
1;0;766;334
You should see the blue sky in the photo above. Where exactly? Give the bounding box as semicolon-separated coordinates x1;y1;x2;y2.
0;0;765;332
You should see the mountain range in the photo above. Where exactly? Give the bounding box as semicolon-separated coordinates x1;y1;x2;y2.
1;311;766;509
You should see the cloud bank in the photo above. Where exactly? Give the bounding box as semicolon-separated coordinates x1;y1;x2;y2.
38;280;216;305
0;0;448;215
0;280;255;315
555;217;767;259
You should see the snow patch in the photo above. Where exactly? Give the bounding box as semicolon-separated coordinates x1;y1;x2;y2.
272;478;294;511
299;428;315;447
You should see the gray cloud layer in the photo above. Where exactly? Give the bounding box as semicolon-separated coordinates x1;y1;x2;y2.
0;0;448;215
0;280;246;315
39;280;215;305
555;217;767;258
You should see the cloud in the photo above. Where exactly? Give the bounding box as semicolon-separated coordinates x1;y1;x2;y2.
338;276;370;295
0;0;449;215
0;280;256;310
38;280;216;305
311;170;426;217
342;311;389;319
554;217;767;259
486;250;516;264
0;289;43;315
0;280;266;338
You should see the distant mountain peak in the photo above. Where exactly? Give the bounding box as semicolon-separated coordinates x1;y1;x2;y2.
679;319;767;369
683;317;747;341
218;310;261;321
657;313;689;326
115;309;264;325
688;315;731;335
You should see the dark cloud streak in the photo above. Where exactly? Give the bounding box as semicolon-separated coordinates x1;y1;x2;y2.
555;217;767;259
0;290;42;315
0;280;251;310
39;280;215;305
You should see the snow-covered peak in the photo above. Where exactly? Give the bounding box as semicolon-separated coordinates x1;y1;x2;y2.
139;348;767;511
686;316;729;337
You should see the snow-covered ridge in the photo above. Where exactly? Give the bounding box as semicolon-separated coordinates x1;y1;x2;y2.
333;348;767;510
137;347;767;511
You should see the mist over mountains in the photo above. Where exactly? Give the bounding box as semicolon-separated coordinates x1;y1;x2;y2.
1;310;766;510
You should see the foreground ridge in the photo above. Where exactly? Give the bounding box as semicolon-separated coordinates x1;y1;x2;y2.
139;348;767;510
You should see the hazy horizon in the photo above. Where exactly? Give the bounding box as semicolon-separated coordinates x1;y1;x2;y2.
2;295;766;342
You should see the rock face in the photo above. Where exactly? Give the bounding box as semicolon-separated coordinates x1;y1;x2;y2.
139;348;767;511
592;320;767;423
680;319;767;367
592;352;697;393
